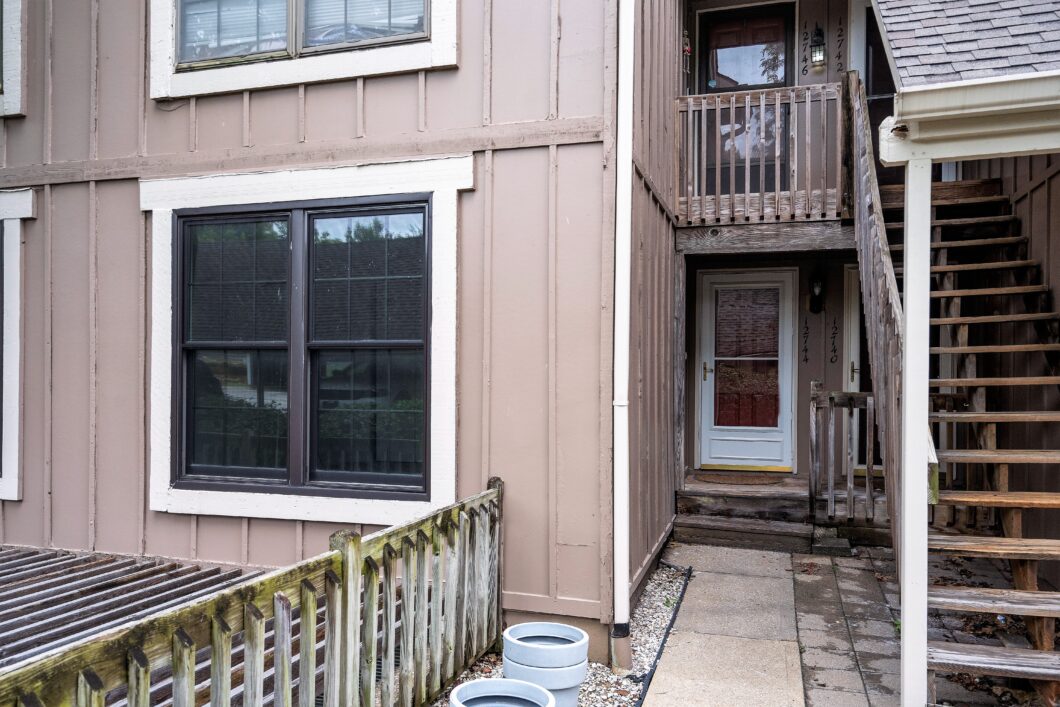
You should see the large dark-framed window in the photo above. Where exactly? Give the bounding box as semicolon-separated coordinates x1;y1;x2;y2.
173;195;431;501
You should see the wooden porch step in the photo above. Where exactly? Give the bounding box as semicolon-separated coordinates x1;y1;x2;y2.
929;586;1060;618
936;449;1060;464
929;533;1060;560
931;312;1060;326
886;214;1015;230
673;514;813;553
936;490;1060;509
931;259;1038;273
882;195;1009;210
892;235;1026;251
929;285;1049;298
930;376;1060;387
931;411;1060;423
930;343;1060;354
879;179;1003;209
928;641;1060;681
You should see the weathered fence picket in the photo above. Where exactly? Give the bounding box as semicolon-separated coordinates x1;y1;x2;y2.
0;480;504;707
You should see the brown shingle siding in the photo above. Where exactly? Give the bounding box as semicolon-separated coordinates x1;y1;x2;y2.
877;0;1060;86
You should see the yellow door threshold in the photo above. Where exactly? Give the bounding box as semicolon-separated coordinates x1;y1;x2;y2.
699;464;793;473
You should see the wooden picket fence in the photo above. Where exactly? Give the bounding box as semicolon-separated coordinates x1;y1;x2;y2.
0;479;503;707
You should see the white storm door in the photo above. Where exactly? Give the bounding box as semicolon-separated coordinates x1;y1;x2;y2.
699;270;796;471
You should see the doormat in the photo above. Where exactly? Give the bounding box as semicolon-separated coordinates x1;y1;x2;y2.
692;473;784;485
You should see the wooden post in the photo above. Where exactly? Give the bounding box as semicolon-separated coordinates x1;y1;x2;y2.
488;476;505;648
361;558;380;707
331;531;363;707
299;581;319;707
274;593;294;707
211;616;232;707
172;629;196;707
76;669;104;707
415;530;430;704
399;538;416;707
244;604;266;707
900;156;933;706
429;522;445;694
127;648;151;707
443;518;460;681
323;570;342;707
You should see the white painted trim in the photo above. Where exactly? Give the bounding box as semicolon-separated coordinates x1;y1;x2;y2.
899;157;931;706
149;0;457;98
0;0;25;116
847;0;869;80
141;156;473;525
0;189;34;502
880;114;1060;165
613;0;635;648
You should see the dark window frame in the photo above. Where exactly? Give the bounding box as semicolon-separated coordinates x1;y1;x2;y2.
171;194;433;502
173;0;431;71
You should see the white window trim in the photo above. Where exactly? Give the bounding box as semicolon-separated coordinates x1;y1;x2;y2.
1;0;26;116
149;0;457;98
0;189;33;501
140;155;473;525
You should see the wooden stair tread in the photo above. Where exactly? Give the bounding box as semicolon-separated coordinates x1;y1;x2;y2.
927;641;1060;681
886;214;1015;229
931;411;1060;423
882;194;1008;210
930;343;1060;354
931;376;1060;387
879;179;1002;207
929;533;1060;560
936;490;1060;509
673;514;814;537
929;585;1060;618
931;312;1060;325
892;235;1026;251
936;449;1060;464
929;285;1049;298
932;259;1038;273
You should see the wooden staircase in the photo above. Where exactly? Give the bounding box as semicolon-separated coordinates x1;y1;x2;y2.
882;178;1060;702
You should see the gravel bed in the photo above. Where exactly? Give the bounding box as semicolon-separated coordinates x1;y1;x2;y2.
432;563;686;706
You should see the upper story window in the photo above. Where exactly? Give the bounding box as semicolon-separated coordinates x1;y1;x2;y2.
177;0;427;68
152;0;455;97
697;6;792;93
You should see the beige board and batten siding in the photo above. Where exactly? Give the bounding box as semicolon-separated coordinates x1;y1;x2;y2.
962;155;1060;591
0;0;619;638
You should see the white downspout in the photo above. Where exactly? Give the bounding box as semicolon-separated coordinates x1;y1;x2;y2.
611;0;635;673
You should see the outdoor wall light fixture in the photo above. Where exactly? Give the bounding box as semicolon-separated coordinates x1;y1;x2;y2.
809;277;825;313
810;26;826;67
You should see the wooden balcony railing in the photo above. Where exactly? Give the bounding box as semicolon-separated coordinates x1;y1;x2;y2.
0;481;503;707
675;82;847;224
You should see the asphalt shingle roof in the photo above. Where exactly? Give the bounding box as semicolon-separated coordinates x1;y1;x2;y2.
875;0;1060;86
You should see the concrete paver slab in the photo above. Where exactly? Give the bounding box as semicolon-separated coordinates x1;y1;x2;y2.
644;630;804;707
805;688;871;706
675;571;798;641
664;543;793;578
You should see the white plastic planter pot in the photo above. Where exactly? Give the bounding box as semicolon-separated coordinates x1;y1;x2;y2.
502;622;589;707
449;678;556;707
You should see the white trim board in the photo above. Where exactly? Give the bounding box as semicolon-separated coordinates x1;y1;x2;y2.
1;0;26;116
141;156;473;525
0;189;34;501
149;0;458;98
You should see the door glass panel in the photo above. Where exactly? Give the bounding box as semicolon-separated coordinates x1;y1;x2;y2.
714;360;779;428
714;287;779;357
707;16;786;90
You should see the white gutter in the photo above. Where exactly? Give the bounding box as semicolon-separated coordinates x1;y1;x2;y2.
611;0;635;666
893;68;1060;125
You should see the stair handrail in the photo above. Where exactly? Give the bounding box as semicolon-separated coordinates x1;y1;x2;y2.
847;70;908;552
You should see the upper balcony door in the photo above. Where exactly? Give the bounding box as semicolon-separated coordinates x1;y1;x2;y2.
697;7;792;94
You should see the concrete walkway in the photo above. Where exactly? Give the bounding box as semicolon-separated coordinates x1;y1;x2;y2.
644;542;1024;706
645;544;804;706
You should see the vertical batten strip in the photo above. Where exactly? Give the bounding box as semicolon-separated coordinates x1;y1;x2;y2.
172;629;196;707
324;571;342;707
827;397;837;519
699;97;707;224
274;593;294;707
774;90;781;219
127;648;150;707
744;92;751;221
866;398;877;522
685;100;693;224
728;94;736;222
211;616;233;707
361;558;380;707
381;545;398;707
244;604;266;707
414;531;430;704
847;405;856;522
759;92;766;220
714;96;721;223
804;87;812;219
789;87;797;221
835;87;844;218
299;581;318;707
820;86;827;218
